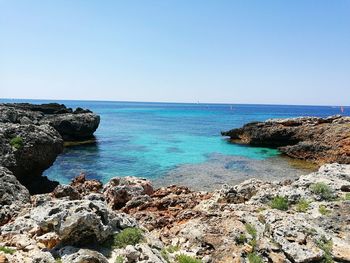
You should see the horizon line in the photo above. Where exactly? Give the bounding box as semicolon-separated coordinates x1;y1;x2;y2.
0;97;349;108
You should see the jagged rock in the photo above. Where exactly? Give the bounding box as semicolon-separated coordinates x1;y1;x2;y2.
125;185;210;231
103;177;154;210
52;185;81;200
218;179;267;203
0;103;100;194
0;166;30;225
0;103;100;141
117;244;167;263
5;249;56;263
40;112;100;141
221;116;350;164
268;214;324;263
59;246;108;263
2;103;72;115
1;199;137;247
70;173;103;195
0;123;63;194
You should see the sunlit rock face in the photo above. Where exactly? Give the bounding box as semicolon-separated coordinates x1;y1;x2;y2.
222;115;350;165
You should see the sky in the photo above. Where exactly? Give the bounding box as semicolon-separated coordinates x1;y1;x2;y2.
1;1;349;105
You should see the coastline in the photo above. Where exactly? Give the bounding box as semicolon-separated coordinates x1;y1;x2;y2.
0;103;350;262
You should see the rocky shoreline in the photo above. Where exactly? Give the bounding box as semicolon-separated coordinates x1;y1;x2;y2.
1;105;350;263
1;163;350;262
0;103;100;193
221;116;350;165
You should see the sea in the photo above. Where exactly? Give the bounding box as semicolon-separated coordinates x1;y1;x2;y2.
1;99;348;190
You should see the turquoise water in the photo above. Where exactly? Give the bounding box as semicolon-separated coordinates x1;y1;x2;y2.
1;99;347;189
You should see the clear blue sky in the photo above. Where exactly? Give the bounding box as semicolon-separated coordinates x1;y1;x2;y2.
1;0;349;105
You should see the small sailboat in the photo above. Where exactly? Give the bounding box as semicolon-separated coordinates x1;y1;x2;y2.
340;106;344;113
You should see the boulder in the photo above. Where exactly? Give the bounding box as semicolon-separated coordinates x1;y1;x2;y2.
52;185;81;200
103;177;154;210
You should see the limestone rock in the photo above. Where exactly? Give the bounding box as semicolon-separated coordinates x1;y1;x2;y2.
0;123;63;193
59;246;108;263
0;166;30;225
222;116;350;164
52;185;81;200
103;177;154;210
40;112;100;141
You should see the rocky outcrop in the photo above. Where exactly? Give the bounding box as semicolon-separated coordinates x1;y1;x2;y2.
1;164;350;262
0;197;138;254
221;115;350;164
39;112;100;141
0;123;63;193
0;103;100;194
0;167;30;226
103;177;154;210
0;103;100;141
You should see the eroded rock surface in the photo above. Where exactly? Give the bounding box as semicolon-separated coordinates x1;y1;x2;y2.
1;164;350;262
0;103;100;194
222;115;350;164
0;123;63;193
0;167;30;226
0;103;100;141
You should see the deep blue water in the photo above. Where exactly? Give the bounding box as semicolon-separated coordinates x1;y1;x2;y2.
1;99;348;189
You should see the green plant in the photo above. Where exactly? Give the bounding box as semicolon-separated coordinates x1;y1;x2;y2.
161;248;170;263
304;228;317;237
176;254;202;263
247;252;264;263
112;228;144;248
319;205;331;216
235;233;247;245
270;196;289;211
296;198;310;212
245;224;257;238
316;236;333;263
10;136;23;149
161;245;181;263
115;255;125;263
166;245;180;253
345;193;350;200
0;246;15;254
310;183;334;201
249;238;257;250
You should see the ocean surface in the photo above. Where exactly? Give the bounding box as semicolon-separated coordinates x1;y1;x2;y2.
1;99;348;190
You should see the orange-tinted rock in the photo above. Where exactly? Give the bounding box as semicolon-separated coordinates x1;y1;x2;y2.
70;173;103;195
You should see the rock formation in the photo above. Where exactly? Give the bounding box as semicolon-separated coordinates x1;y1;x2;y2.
0;103;100;141
221;115;350;165
1;111;350;262
0;167;30;226
0;103;100;194
1;163;350;262
0;123;63;193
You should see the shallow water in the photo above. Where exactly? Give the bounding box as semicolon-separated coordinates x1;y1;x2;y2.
1;99;347;190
